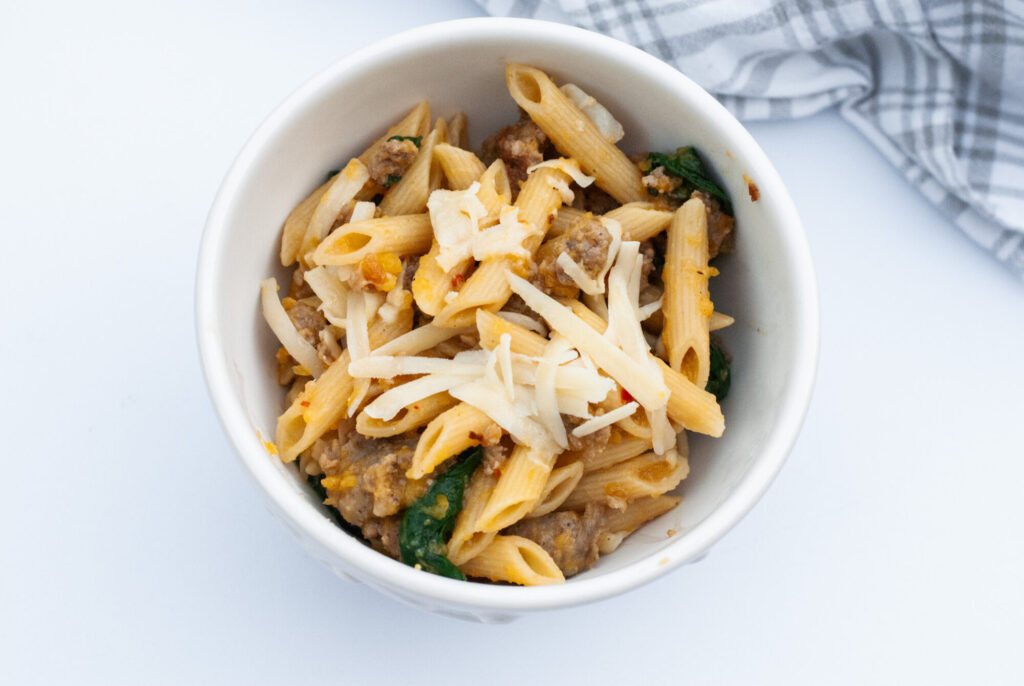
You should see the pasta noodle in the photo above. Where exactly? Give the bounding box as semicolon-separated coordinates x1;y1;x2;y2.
505;63;645;204
662;196;712;385
459;535;565;585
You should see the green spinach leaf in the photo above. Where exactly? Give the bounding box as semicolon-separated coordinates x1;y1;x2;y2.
382;173;402;188
646;146;732;214
387;135;422;147
399;446;483;579
706;340;731;402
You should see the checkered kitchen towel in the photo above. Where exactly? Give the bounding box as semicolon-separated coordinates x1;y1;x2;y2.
476;0;1024;278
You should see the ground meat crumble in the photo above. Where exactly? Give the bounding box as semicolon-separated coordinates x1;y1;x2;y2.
532;212;612;298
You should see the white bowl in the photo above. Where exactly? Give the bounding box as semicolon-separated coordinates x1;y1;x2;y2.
196;17;818;622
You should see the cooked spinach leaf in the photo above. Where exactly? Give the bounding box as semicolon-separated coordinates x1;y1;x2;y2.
646;146;732;214
387;135;422;147
324;169;340;183
382;173;402;188
706;340;731;402
399;446;483;579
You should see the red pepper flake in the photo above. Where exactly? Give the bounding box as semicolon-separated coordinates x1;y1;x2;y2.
451;274;465;289
413;405;420;410
300;400;311;407
620;388;634;404
468;431;483;441
493;468;502;478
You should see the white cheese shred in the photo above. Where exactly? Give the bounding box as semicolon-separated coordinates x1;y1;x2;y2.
560;83;625;144
536;335;573;450
345;289;373;416
572;402;639;438
428;182;487;272
526;158;595;189
302;266;349;328
259;278;325;377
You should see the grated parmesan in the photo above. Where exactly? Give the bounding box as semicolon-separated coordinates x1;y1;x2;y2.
260;278;325;377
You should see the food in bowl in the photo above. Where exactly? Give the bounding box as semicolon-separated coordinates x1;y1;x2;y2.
260;63;736;585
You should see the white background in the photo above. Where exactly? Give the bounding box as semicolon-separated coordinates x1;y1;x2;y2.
2;1;1022;684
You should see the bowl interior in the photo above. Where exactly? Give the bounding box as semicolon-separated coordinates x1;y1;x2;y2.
200;19;814;604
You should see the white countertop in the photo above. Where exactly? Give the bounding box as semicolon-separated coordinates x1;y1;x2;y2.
2;1;1022;683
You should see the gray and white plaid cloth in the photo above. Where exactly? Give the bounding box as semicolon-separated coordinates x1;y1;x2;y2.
476;0;1024;278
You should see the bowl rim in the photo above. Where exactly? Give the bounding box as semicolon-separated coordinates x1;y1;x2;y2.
195;16;819;613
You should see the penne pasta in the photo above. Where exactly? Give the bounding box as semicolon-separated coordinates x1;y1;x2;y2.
447;111;468;150
312;214;434;267
448;469;499;566
298;158;371;265
355;391;457;438
475;309;548;356
528;459;584;518
662;197;712;385
433;143;486;190
459;535;565;586
606;202;675;242
546;206;586;238
597;494;682;554
569;433;651;472
280;177;333;266
476;443;560;533
560;448;689;511
407;403;498;479
506;63;644;204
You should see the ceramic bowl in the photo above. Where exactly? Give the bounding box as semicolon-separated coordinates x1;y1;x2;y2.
196;17;818;622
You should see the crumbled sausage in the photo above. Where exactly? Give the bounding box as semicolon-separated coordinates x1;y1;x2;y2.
480;113;549;199
506;503;608;577
563;414;612;459
641;166;681;196
287;301;327;347
482;439;510;476
532;213;612;298
322;434;422;527
691;191;735;259
368;138;418;187
362;515;401;559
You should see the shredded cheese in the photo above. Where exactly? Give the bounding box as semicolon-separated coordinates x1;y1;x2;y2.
303;266;349;327
536;335;572;449
428;182;487;272
259;278;325;377
560;83;625;144
526;158;595;204
526;158;595;189
472;206;535;263
572;402;639;437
